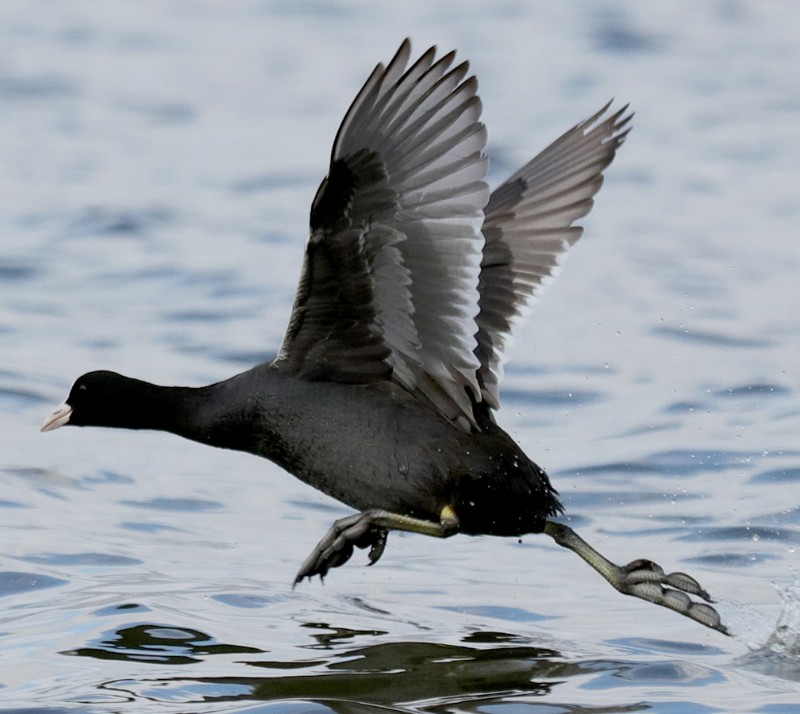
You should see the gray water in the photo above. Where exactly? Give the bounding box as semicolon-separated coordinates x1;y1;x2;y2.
3;1;800;711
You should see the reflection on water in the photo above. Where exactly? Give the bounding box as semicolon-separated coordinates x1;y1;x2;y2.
69;620;727;710
70;622;262;665
13;585;796;710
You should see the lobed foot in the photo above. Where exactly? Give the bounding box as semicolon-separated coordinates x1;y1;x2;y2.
613;558;728;635
294;511;389;586
544;520;729;635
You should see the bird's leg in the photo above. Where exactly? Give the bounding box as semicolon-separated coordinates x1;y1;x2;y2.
544;520;729;635
294;507;460;586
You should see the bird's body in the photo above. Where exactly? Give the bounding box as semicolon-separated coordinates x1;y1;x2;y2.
61;366;560;537
43;40;728;634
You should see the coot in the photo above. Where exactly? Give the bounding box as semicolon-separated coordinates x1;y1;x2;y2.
42;40;727;635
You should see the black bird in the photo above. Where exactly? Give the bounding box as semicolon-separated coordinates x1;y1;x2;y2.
42;40;727;635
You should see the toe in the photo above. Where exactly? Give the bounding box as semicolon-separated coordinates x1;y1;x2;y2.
663;571;712;601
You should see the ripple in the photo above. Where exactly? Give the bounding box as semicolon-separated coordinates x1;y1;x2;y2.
0;571;67;597
664;399;706;414
0;385;51;408
591;13;664;55
577;657;724;688
0;263;38;281
677;525;799;544
212;348;275;366
438;604;553;623
230;171;311;195
119;497;223;512
212;593;279;609
63;206;174;239
653;325;769;348
608;636;724;655
714;383;791;399
0;71;77;99
761;507;800;526
21;552;142;567
687;552;778;568
128;100;196;125
749;467;800;485
118;521;185;534
570;448;756;479
80;470;135;486
502;387;603;408
562;489;680;511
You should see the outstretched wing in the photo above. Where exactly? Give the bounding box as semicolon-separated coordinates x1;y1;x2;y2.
475;103;632;408
274;40;489;429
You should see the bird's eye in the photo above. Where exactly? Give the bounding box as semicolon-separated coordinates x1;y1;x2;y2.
78;384;87;391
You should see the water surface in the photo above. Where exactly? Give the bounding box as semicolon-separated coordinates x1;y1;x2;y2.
2;1;800;711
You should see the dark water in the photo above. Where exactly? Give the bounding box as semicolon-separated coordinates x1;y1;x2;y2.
3;1;800;711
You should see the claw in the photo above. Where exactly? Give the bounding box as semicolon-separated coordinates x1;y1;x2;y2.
293;508;456;586
293;512;390;586
367;529;387;566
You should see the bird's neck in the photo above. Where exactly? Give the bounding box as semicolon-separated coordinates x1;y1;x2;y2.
97;375;255;452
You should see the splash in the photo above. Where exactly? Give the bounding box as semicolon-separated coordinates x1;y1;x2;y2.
736;581;800;680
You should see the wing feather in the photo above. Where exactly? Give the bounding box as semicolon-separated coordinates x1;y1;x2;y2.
275;40;489;428
476;104;632;406
274;41;631;429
